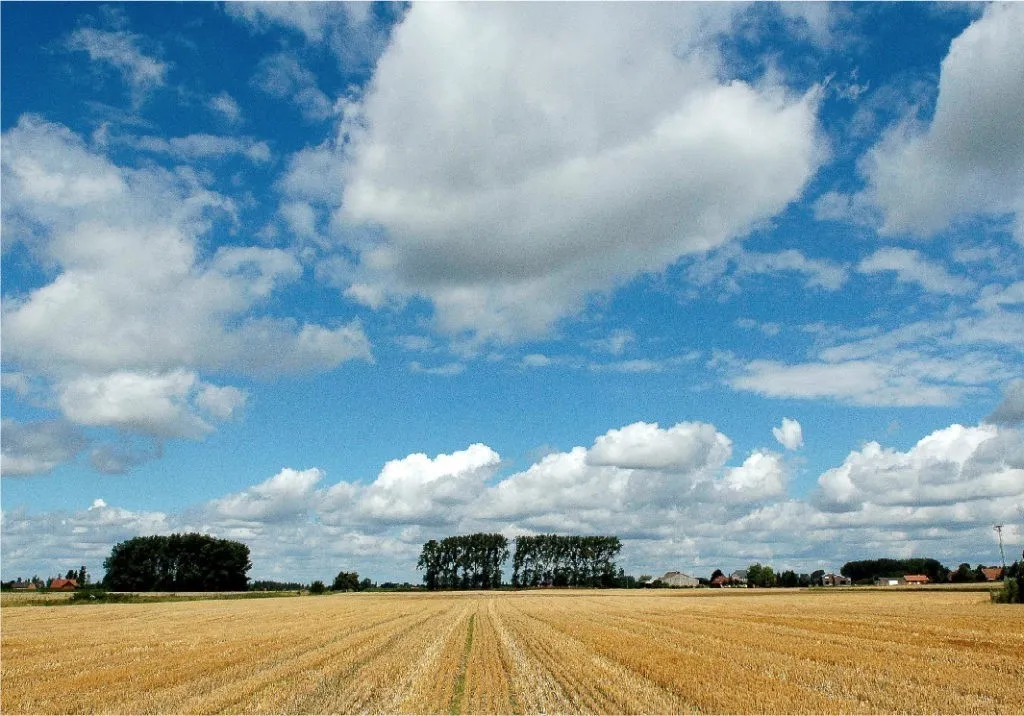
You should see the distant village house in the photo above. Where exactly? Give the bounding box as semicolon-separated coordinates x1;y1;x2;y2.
821;573;852;586
48;578;79;591
660;571;699;588
875;577;903;586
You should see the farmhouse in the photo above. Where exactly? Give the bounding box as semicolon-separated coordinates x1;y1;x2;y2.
48;578;78;591
980;567;1004;581
821;573;852;586
660;571;699;588
729;570;748;585
903;574;930;585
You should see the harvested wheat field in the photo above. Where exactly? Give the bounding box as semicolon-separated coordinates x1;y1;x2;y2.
2;589;1022;714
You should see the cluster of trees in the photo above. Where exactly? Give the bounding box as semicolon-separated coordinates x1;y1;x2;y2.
62;566;89;585
949;563;1002;583
742;566;826;588
332;571;372;592
511;535;622;588
840;558;948;584
417;534;510;590
103;534;251;591
993;553;1023;604
414;533;625;590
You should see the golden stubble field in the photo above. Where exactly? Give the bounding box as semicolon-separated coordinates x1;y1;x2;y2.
2;589;1022;714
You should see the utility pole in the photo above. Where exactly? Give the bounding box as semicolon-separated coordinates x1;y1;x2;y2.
994;524;1006;577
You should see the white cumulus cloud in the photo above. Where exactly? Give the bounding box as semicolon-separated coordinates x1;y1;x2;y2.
58;371;211;440
1;116;370;446
336;3;823;341
860;3;1024;241
356;444;501;524
212;468;325;523
815;423;1024;512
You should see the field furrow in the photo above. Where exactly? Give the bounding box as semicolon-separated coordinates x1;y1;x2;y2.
460;599;514;714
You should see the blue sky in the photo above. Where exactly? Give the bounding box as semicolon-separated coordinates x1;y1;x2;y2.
2;2;1022;584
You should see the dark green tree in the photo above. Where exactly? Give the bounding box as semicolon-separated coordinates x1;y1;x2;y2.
103;534;251;591
310;580;326;594
993;552;1023;604
951;563;975;583
332;571;361;591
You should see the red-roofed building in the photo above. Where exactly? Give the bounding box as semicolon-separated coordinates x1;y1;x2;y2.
903;574;930;585
48;578;78;591
980;567;1004;581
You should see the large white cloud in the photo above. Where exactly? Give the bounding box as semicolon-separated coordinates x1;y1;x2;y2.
212;468;325;523
588;422;731;472
334;3;823;340
1;116;371;450
815;423;1024;512
475;421;777;528
861;3;1024;241
355;444;501;525
57;371;229;440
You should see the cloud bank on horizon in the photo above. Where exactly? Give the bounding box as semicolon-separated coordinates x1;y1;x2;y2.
1;2;1022;582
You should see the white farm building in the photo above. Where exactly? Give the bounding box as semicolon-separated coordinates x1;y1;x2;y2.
660;571;699;588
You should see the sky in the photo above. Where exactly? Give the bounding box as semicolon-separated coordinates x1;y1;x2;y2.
2;2;1023;585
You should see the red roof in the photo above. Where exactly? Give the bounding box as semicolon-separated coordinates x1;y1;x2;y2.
903;574;930;584
49;578;79;590
980;567;1004;581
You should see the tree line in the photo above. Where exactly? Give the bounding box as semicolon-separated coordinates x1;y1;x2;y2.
416;533;623;590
